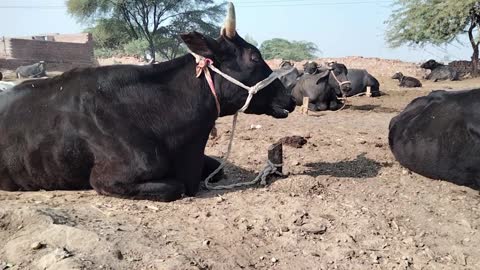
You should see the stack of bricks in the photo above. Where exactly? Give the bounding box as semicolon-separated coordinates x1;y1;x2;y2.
0;33;94;72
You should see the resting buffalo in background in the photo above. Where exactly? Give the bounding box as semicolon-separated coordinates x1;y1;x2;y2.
292;62;351;111
16;61;47;78
276;60;301;91
346;69;381;97
389;89;480;188
303;61;319;74
0;3;295;202
391;72;422;88
421;59;459;81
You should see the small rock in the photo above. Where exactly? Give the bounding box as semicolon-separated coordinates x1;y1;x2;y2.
302;224;327;235
249;124;262;130
370;253;380;264
357;139;367;144
202;240;211;247
271;257;278;263
114;250;123;260
293;213;309;226
146;205;159;211
280;226;290;232
216;196;225;203
345;250;356;260
31;242;45;250
54;247;73;260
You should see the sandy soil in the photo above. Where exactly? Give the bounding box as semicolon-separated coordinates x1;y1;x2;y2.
1;75;480;270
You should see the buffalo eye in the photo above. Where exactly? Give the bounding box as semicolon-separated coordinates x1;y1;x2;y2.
251;53;260;63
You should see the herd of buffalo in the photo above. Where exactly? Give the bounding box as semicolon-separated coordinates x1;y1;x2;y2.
0;3;478;201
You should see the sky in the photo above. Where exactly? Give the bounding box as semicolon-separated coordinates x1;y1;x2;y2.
0;0;473;63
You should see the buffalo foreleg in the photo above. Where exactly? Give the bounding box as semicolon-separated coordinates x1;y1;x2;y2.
90;161;184;202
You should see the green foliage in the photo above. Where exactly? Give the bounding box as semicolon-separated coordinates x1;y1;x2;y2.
386;0;479;47
87;18;131;49
94;48;123;58
260;38;319;61
123;39;150;58
67;0;225;60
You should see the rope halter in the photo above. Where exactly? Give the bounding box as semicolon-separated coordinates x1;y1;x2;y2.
190;51;295;190
191;51;281;115
329;68;351;88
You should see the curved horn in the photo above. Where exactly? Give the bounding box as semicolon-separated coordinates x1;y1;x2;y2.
223;2;236;39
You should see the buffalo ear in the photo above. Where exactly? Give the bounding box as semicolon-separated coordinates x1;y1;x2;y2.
315;70;330;85
180;31;220;58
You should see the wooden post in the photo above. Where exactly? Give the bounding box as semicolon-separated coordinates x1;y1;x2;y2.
366;86;372;97
301;97;309;115
268;142;283;174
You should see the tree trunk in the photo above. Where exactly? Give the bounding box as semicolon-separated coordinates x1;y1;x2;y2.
468;21;479;77
472;45;479;77
148;40;156;62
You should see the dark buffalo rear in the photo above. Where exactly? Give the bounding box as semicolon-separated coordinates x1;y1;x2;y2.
389;89;480;188
346;69;381;97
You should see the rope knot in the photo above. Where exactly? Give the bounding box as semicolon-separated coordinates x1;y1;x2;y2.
196;58;213;78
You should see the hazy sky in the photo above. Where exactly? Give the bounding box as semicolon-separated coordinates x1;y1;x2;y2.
0;0;473;62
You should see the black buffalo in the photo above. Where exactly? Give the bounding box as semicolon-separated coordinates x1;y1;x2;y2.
303;61;319;75
0;4;295;201
346;69;381;97
421;59;459;82
0;72;3;81
389;89;480;188
292;63;351;111
391;72;422;88
276;60;301;91
16;61;47;78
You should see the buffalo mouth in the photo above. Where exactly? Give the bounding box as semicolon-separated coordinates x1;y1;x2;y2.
269;107;290;118
269;102;295;119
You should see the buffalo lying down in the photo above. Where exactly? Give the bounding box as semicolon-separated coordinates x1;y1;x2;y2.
421;59;459;82
389;89;480;188
0;3;295;201
346;69;381;97
16;61;47;79
292;62;351;111
391;72;422;88
276;61;301;91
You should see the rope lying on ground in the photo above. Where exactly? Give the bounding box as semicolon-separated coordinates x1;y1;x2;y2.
203;113;283;190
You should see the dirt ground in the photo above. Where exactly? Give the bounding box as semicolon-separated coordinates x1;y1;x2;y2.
1;74;480;270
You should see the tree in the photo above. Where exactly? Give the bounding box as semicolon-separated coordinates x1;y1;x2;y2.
386;0;480;75
67;0;225;61
260;38;319;61
86;18;131;50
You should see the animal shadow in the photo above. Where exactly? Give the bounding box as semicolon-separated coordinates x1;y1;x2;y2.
349;105;399;113
303;153;382;178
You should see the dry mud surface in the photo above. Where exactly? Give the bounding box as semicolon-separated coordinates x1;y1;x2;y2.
1;77;480;270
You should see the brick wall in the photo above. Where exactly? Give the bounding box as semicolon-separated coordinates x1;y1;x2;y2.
0;33;94;72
